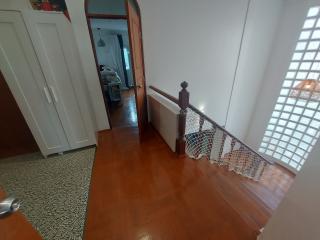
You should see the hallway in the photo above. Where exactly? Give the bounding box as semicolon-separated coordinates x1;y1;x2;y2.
109;89;138;128
84;127;294;240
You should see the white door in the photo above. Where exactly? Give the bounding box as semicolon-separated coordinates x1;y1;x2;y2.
23;11;96;149
0;11;69;156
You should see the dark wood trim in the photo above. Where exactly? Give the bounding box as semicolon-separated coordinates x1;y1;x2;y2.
87;14;127;19
149;84;273;165
137;0;148;125
176;82;189;156
125;0;139;135
0;71;39;158
125;1;137;96
125;0;148;140
84;0;89;14
149;86;179;104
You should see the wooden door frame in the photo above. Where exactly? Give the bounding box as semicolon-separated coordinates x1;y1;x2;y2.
125;0;148;138
84;0;147;131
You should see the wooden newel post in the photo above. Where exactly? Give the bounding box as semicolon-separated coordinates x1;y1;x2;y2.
176;81;189;156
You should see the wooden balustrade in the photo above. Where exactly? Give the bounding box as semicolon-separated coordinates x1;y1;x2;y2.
176;82;189;156
149;82;273;181
149;82;189;156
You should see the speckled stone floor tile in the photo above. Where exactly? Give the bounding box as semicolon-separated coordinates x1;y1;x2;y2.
0;148;96;240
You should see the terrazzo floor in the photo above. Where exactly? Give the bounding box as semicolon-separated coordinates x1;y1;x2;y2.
0;148;96;240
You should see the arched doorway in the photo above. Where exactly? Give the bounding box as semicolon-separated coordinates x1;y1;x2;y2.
85;0;147;138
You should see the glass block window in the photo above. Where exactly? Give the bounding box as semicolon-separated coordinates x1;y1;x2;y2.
259;7;320;172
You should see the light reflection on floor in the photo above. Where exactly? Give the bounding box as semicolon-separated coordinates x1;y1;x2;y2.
128;92;137;124
109;89;138;128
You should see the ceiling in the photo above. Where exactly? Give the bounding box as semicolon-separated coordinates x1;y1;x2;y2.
90;19;128;31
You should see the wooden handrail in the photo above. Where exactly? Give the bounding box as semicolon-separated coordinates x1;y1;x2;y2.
149;84;273;165
149;86;179;105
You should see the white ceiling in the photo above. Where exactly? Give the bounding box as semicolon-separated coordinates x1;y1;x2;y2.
90;19;128;31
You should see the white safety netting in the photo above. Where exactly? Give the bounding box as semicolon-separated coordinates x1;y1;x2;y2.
185;108;270;181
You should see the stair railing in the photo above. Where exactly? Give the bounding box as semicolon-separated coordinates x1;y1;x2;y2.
149;82;273;181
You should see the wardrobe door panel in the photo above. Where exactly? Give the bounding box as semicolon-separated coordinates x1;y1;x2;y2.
23;11;96;149
0;11;69;156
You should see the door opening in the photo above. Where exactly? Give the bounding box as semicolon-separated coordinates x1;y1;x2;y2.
85;0;147;135
89;19;137;128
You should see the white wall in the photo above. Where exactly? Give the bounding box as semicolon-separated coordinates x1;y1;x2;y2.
64;0;110;130
225;0;285;140
259;140;320;240
246;0;317;152
138;0;250;126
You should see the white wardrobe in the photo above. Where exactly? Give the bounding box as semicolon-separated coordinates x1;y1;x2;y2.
0;10;96;157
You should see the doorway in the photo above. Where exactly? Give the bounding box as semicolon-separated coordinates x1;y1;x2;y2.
89;18;137;128
86;0;147;133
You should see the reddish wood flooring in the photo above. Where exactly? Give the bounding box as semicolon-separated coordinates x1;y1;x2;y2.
84;127;294;240
0;189;42;240
109;89;138;128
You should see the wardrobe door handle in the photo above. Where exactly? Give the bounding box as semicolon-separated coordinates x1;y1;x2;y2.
43;87;52;104
49;86;58;103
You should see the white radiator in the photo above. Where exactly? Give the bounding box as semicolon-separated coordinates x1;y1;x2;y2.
148;93;180;152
